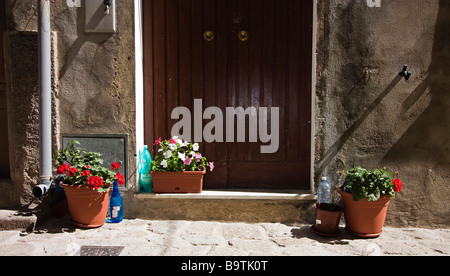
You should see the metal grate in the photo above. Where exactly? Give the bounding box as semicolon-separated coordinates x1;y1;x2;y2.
80;246;124;256
62;134;128;188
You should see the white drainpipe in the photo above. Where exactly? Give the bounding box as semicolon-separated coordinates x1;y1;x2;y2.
34;0;52;197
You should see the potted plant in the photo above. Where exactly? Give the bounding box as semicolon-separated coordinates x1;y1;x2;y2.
53;140;125;228
311;191;344;236
150;136;214;193
338;167;403;238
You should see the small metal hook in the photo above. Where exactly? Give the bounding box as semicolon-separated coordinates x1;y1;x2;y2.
104;0;112;15
399;64;412;81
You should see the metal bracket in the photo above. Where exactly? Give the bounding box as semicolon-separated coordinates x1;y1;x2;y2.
399;64;412;81
85;0;116;33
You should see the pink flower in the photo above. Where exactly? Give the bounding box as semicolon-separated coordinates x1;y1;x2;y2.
194;153;202;162
153;137;162;146
209;162;215;172
170;138;177;144
184;157;192;165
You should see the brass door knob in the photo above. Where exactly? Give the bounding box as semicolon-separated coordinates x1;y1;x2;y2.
238;30;249;42
204;30;215;42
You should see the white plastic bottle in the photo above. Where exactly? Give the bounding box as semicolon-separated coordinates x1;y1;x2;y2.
317;177;331;203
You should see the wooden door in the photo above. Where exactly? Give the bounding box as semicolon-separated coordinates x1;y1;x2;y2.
144;0;313;190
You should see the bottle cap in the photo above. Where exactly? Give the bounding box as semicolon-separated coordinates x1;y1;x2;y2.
321;177;327;181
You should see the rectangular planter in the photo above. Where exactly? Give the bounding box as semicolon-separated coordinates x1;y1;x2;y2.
150;170;206;193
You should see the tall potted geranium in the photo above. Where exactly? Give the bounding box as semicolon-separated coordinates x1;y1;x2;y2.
150;136;214;193
53;140;125;228
338;167;403;238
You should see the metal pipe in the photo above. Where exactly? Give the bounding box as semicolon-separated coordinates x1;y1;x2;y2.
34;0;52;197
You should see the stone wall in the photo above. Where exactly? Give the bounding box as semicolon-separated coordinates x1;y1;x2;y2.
3;32;40;207
315;0;449;227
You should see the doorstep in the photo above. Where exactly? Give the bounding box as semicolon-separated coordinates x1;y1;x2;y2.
134;189;316;200
131;190;316;223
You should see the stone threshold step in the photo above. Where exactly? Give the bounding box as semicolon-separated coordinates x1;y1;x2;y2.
0;210;37;231
134;189;316;200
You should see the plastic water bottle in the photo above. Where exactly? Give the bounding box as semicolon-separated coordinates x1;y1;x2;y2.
110;182;123;223
317;177;331;203
139;145;153;193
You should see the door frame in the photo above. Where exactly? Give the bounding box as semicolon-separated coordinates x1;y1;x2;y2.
135;0;318;192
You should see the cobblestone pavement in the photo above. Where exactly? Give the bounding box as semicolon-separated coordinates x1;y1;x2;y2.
0;217;448;256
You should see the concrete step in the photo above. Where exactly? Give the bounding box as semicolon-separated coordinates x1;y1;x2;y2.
131;190;316;223
0;210;37;232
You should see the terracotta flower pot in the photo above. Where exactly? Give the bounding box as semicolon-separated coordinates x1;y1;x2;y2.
338;188;390;238
62;183;110;228
151;170;206;193
312;203;343;236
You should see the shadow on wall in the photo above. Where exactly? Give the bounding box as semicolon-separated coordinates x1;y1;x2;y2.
317;0;450;178
382;0;450;166
316;75;402;176
59;1;114;80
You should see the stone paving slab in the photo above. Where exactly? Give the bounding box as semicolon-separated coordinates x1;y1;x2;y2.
0;216;448;256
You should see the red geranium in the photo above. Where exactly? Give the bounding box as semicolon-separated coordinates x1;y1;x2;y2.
66;167;78;177
81;170;91;177
57;163;71;174
54;140;126;193
115;172;125;186
87;176;104;190
111;162;121;170
392;178;403;192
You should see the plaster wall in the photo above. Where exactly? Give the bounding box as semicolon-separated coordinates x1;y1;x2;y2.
315;0;449;227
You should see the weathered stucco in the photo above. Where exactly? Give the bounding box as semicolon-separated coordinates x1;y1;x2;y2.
315;0;449;227
1;0;449;226
2;0;136;209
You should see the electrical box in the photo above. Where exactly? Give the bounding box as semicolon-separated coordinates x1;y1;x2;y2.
85;0;116;33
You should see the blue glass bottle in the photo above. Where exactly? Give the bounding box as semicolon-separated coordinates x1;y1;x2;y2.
110;182;123;223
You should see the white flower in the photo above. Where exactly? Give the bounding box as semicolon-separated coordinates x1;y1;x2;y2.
193;143;199;151
161;160;168;168
172;136;179;140
158;148;163;152
189;151;196;157
178;152;186;161
164;150;172;159
168;143;177;151
181;141;189;147
176;139;183;145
